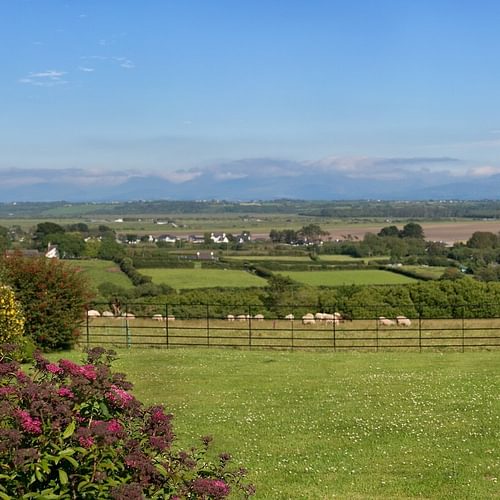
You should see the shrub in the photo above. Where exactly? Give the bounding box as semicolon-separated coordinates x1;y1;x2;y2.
0;254;91;351
0;346;255;499
0;285;25;345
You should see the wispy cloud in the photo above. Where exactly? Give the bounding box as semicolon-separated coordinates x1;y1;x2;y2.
80;55;135;70
78;66;95;72
19;70;68;87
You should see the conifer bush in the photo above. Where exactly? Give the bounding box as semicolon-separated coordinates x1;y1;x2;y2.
0;346;254;499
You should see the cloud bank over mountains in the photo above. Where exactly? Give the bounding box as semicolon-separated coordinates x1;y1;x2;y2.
0;156;498;202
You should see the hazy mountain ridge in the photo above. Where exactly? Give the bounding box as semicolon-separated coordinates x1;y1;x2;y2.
0;156;497;202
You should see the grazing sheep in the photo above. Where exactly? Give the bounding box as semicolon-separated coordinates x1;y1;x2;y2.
315;312;326;321
378;316;395;326
396;315;411;326
253;314;264;321
323;313;335;321
86;309;101;318
284;314;295;320
102;311;114;317
152;314;163;321
121;312;135;319
166;315;175;322
236;314;247;322
302;313;315;325
227;314;235;321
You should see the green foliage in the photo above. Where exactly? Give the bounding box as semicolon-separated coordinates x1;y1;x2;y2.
0;255;91;351
97;237;125;261
466;231;498;249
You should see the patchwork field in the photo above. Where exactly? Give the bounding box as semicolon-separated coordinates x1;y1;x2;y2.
66;259;133;292
141;268;267;289
50;348;500;499
279;269;418;286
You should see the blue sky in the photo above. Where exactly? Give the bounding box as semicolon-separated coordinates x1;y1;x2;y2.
3;0;500;181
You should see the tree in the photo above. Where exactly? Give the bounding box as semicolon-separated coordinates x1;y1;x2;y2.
97;237;125;261
466;231;498;249
0;254;91;350
299;224;327;242
401;222;425;239
378;225;400;238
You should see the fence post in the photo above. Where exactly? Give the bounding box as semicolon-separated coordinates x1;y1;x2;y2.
86;310;90;348
418;311;422;353
248;305;252;350
375;313;379;353
165;304;169;349
206;304;210;348
125;304;131;349
291;316;294;351
461;305;465;353
333;317;336;352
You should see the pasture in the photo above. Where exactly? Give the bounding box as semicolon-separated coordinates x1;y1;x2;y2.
279;269;418;286
141;268;267;289
51;348;500;499
66;259;133;291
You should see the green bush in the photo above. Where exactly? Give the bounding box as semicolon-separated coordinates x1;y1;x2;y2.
0;254;91;351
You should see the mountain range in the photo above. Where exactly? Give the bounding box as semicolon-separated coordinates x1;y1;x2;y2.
0;156;498;202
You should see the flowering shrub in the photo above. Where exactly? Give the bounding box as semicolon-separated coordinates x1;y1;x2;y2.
0;346;254;499
0;285;25;345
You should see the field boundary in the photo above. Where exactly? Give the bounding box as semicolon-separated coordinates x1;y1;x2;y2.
84;303;500;352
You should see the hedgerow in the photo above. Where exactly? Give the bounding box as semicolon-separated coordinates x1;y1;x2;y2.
0;346;254;499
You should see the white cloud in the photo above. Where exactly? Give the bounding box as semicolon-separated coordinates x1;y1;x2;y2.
158;170;202;183
467;165;500;177
19;69;68;87
78;66;95;72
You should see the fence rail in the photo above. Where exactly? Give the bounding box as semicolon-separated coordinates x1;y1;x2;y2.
83;303;500;352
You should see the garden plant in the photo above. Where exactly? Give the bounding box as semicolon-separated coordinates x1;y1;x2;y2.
0;345;254;499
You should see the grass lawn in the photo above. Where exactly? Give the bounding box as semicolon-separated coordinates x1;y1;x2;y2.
51;349;500;499
141;268;267;289
280;269;418;286
400;265;447;280
65;259;133;292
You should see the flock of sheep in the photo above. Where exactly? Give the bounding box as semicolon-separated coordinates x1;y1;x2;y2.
87;309;411;326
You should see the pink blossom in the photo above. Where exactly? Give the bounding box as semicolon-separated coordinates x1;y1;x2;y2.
57;387;74;398
15;409;42;435
107;419;123;433
79;365;97;381
46;363;63;375
106;384;134;408
78;435;94;448
0;386;16;396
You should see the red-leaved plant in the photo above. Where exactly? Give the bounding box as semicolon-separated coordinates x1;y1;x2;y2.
0;345;254;499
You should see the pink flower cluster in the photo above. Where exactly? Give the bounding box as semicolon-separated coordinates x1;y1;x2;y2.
15;409;42;435
57;387;74;398
106;384;134;409
191;478;231;498
58;359;97;380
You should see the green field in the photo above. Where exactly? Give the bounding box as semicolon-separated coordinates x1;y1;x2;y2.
141;268;267;289
49;349;500;499
280;269;418;286
66;259;133;292
400;265;447;280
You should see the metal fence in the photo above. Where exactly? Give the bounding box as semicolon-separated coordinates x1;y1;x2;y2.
83;303;500;352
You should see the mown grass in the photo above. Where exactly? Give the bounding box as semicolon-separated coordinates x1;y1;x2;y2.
64;259;133;291
280;269;418;286
66;259;133;292
141;268;267;289
51;348;500;499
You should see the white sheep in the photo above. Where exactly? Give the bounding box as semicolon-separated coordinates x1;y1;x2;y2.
227;314;235;321
315;312;326;321
378;316;395;326
166;315;175;322
302;313;315;325
396;315;411;326
284;314;295;320
236;314;247;322
253;314;264;321
121;312;135;319
102;311;114;317
86;309;101;317
152;314;163;321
